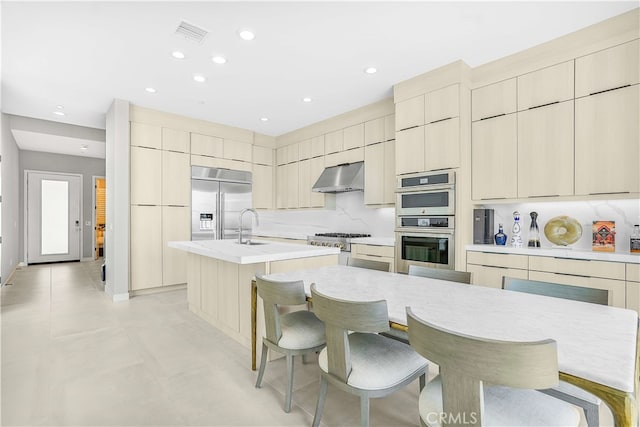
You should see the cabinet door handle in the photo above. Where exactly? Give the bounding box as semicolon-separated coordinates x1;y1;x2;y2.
589;84;631;96
528;101;560;110
429;117;453;124
480;113;506;121
588;191;630;196
527;194;560;198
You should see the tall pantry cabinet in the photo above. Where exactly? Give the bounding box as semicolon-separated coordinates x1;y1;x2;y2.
130;122;190;291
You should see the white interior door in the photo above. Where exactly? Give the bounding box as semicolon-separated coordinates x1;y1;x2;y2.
26;171;81;264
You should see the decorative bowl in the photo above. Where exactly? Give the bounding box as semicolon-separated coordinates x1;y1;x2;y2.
544;216;582;246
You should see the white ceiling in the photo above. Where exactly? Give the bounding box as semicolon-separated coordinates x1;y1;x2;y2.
2;1;638;149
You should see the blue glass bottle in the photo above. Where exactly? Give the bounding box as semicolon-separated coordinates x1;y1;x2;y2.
494;223;507;245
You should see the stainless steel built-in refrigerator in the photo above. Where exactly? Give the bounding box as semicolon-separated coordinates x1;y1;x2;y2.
191;166;253;241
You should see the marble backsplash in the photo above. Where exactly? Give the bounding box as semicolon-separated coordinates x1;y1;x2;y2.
476;199;640;253
254;192;396;238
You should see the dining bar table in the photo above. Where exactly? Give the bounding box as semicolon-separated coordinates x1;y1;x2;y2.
251;265;639;426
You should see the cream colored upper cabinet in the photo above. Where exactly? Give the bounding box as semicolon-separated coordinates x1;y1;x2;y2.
298;159;311;208
396;95;425;131
343;123;364;150
395;126;425;176
310;135;325;157
275;165;286;209
224;139;252;162
130;205;163;290
471;78;517;121
364;117;385;145
252;164;274;209
130;146;161;205
324;130;344;154
518;101;574;198
384;114;395;141
162;150;191;206
191;133;224;158
286;143;299;164
253;146;274;166
518;61;574;110
325;147;364;167
425;84;459;123
364;140;396;206
131;122;161;149
286;162;299;209
298;139;312;160
575;40;640;98
309;156;326;208
162;128;189;153
425;118;460;171
575;84;639;195
162;206;190;286
276;146;287;166
471;114;518;200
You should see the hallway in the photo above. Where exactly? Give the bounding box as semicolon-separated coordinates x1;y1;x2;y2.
1;261;423;426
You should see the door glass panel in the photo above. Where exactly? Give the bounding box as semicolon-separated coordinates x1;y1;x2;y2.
401;191;449;208
401;235;449;265
41;179;68;255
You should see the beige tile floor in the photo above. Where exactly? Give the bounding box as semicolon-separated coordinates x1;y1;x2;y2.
1;261;611;426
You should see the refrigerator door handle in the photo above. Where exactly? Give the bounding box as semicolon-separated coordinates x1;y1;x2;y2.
220;193;225;239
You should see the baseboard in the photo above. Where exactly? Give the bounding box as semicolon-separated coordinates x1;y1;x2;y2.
129;283;187;297
111;292;130;302
81;257;95;262
2;263;21;285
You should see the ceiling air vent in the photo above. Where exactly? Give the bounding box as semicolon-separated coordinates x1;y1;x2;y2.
175;20;209;44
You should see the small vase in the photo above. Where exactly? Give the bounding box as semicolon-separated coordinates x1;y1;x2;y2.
528;211;541;248
494;224;507;245
510;211;523;248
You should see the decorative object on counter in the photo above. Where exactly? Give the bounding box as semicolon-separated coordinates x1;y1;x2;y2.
544;216;583;247
592;221;615;252
510;211;523;248
631;225;640;254
527;211;541;248
473;208;494;244
494;223;507;245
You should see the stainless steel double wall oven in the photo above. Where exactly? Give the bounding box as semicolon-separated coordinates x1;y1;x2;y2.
395;170;456;273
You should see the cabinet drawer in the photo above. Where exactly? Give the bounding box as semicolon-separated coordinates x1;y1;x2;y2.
517;61;574;110
351;244;394;258
627;263;640;282
466;251;528;269
528;271;625;308
466;264;528;289
626;281;640;313
575;39;640;98
529;256;625;280
472;78;517;121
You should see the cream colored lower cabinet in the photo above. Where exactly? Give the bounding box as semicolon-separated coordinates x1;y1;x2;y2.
252;164;274;209
471;114;517;200
162;206;190;286
130;205;163;291
466;251;528;288
364;140;395;206
625;264;640;314
351;244;395;272
528;256;626;308
187;253;201;310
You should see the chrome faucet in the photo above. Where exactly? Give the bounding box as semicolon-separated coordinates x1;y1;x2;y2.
238;208;259;244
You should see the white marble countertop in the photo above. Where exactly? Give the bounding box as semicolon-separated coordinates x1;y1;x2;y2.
168;239;339;264
264;265;638;394
252;231;310;240
466;244;640;263
349;237;395;247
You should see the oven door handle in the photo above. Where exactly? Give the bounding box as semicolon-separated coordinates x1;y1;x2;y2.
395;228;454;236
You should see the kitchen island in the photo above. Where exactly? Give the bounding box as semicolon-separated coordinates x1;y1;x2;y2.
168;239;339;350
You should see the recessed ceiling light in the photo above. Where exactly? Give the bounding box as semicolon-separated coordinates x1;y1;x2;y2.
171;51;185;59
238;29;255;41
145;87;157;93
53;111;65;116
56;105;64;110
364;67;377;74
302;97;312;103
260;117;268;122
212;56;227;64
80;144;88;151
193;74;206;83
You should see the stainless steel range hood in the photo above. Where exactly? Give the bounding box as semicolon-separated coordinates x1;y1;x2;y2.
312;161;364;193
